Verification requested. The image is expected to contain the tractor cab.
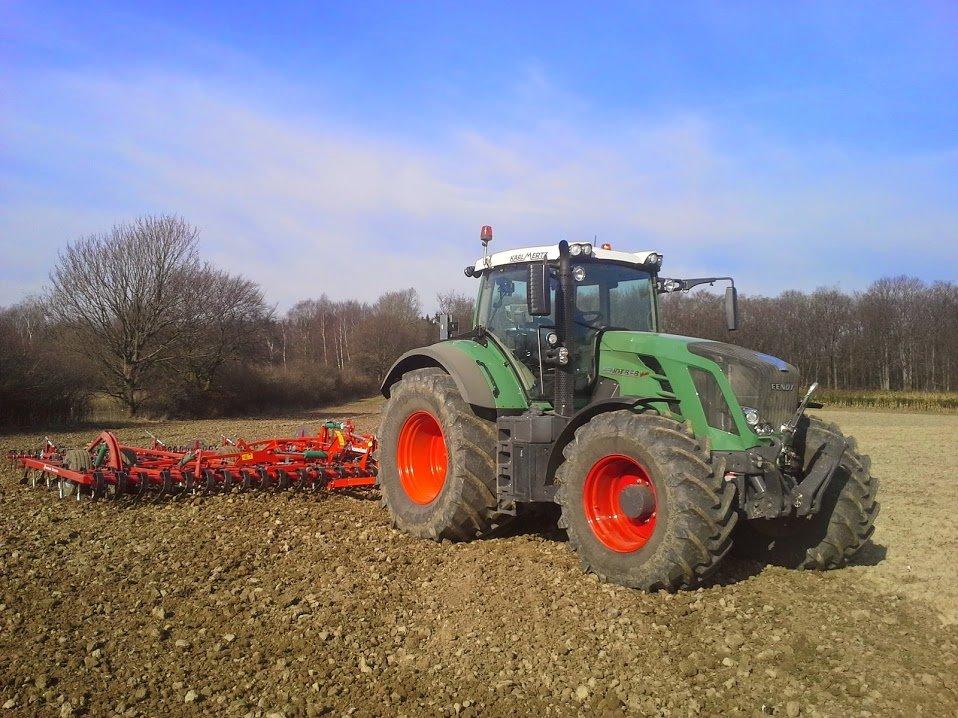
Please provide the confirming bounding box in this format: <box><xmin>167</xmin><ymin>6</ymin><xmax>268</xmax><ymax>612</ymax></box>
<box><xmin>472</xmin><ymin>242</ymin><xmax>659</xmax><ymax>407</ymax></box>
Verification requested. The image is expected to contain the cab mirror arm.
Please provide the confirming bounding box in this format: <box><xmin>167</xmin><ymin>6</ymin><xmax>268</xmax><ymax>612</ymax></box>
<box><xmin>657</xmin><ymin>276</ymin><xmax>739</xmax><ymax>331</ymax></box>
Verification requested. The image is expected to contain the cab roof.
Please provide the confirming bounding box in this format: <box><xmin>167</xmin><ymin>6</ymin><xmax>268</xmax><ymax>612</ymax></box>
<box><xmin>473</xmin><ymin>244</ymin><xmax>661</xmax><ymax>272</ymax></box>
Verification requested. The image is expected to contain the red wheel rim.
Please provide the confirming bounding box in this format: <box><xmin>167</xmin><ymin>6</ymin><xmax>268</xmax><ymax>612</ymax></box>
<box><xmin>582</xmin><ymin>454</ymin><xmax>657</xmax><ymax>553</ymax></box>
<box><xmin>396</xmin><ymin>411</ymin><xmax>447</xmax><ymax>505</ymax></box>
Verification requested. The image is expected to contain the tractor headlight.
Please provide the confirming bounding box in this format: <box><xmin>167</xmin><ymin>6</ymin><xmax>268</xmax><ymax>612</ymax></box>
<box><xmin>754</xmin><ymin>422</ymin><xmax>774</xmax><ymax>436</ymax></box>
<box><xmin>572</xmin><ymin>265</ymin><xmax>586</xmax><ymax>282</ymax></box>
<box><xmin>569</xmin><ymin>243</ymin><xmax>582</xmax><ymax>256</ymax></box>
<box><xmin>557</xmin><ymin>347</ymin><xmax>570</xmax><ymax>365</ymax></box>
<box><xmin>546</xmin><ymin>332</ymin><xmax>559</xmax><ymax>346</ymax></box>
<box><xmin>645</xmin><ymin>252</ymin><xmax>660</xmax><ymax>265</ymax></box>
<box><xmin>743</xmin><ymin>407</ymin><xmax>760</xmax><ymax>426</ymax></box>
<box><xmin>581</xmin><ymin>243</ymin><xmax>593</xmax><ymax>255</ymax></box>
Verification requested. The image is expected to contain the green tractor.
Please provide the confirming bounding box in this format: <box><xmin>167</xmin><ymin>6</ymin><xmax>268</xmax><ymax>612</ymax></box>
<box><xmin>378</xmin><ymin>227</ymin><xmax>879</xmax><ymax>590</ymax></box>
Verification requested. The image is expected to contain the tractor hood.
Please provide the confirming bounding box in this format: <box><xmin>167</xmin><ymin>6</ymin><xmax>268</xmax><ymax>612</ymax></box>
<box><xmin>685</xmin><ymin>340</ymin><xmax>801</xmax><ymax>431</ymax></box>
<box><xmin>599</xmin><ymin>332</ymin><xmax>801</xmax><ymax>433</ymax></box>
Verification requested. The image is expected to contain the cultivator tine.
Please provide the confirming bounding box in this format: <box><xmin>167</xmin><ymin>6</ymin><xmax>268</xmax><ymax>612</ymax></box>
<box><xmin>113</xmin><ymin>471</ymin><xmax>129</xmax><ymax>500</ymax></box>
<box><xmin>156</xmin><ymin>470</ymin><xmax>174</xmax><ymax>501</ymax></box>
<box><xmin>90</xmin><ymin>471</ymin><xmax>106</xmax><ymax>500</ymax></box>
<box><xmin>203</xmin><ymin>469</ymin><xmax>218</xmax><ymax>493</ymax></box>
<box><xmin>134</xmin><ymin>474</ymin><xmax>150</xmax><ymax>501</ymax></box>
<box><xmin>258</xmin><ymin>467</ymin><xmax>272</xmax><ymax>490</ymax></box>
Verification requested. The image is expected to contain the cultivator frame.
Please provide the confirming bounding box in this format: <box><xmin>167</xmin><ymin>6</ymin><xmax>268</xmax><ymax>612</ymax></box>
<box><xmin>8</xmin><ymin>422</ymin><xmax>378</xmax><ymax>501</ymax></box>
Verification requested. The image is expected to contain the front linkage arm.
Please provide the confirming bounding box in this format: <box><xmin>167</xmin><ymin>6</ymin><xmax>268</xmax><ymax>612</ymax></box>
<box><xmin>780</xmin><ymin>382</ymin><xmax>847</xmax><ymax>517</ymax></box>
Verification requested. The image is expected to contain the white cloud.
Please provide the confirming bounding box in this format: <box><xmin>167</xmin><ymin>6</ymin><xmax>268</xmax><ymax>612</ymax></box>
<box><xmin>2</xmin><ymin>69</ymin><xmax>956</xmax><ymax>311</ymax></box>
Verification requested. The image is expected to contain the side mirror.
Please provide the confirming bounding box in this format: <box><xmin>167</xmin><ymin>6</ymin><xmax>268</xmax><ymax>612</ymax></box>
<box><xmin>527</xmin><ymin>260</ymin><xmax>551</xmax><ymax>316</ymax></box>
<box><xmin>725</xmin><ymin>286</ymin><xmax>739</xmax><ymax>331</ymax></box>
<box><xmin>438</xmin><ymin>314</ymin><xmax>459</xmax><ymax>341</ymax></box>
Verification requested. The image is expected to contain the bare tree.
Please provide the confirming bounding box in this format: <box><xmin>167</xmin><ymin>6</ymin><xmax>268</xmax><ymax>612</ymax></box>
<box><xmin>436</xmin><ymin>290</ymin><xmax>475</xmax><ymax>336</ymax></box>
<box><xmin>174</xmin><ymin>266</ymin><xmax>272</xmax><ymax>391</ymax></box>
<box><xmin>47</xmin><ymin>215</ymin><xmax>202</xmax><ymax>415</ymax></box>
<box><xmin>354</xmin><ymin>289</ymin><xmax>429</xmax><ymax>380</ymax></box>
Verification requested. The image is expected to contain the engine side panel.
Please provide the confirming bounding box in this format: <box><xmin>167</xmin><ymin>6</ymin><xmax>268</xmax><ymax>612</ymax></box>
<box><xmin>598</xmin><ymin>332</ymin><xmax>764</xmax><ymax>452</ymax></box>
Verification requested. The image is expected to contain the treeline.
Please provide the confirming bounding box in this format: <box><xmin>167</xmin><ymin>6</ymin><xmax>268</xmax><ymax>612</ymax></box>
<box><xmin>2</xmin><ymin>213</ymin><xmax>955</xmax><ymax>428</ymax></box>
<box><xmin>0</xmin><ymin>215</ymin><xmax>455</xmax><ymax>428</ymax></box>
<box><xmin>0</xmin><ymin>300</ymin><xmax>95</xmax><ymax>427</ymax></box>
<box><xmin>661</xmin><ymin>277</ymin><xmax>958</xmax><ymax>392</ymax></box>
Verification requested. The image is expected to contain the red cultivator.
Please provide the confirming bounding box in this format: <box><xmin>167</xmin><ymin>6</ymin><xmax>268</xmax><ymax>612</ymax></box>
<box><xmin>7</xmin><ymin>421</ymin><xmax>378</xmax><ymax>501</ymax></box>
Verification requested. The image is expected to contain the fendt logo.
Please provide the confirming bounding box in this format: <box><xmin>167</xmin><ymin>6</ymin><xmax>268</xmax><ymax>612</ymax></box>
<box><xmin>770</xmin><ymin>383</ymin><xmax>795</xmax><ymax>391</ymax></box>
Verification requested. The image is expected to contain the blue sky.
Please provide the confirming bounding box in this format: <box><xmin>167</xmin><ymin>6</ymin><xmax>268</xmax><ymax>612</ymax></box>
<box><xmin>2</xmin><ymin>1</ymin><xmax>956</xmax><ymax>309</ymax></box>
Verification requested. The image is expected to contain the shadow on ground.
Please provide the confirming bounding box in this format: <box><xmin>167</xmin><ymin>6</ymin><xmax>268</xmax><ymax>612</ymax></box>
<box><xmin>486</xmin><ymin>506</ymin><xmax>888</xmax><ymax>588</ymax></box>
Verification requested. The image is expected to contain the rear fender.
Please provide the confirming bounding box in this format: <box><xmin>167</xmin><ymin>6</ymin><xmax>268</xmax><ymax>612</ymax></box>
<box><xmin>381</xmin><ymin>343</ymin><xmax>514</xmax><ymax>410</ymax></box>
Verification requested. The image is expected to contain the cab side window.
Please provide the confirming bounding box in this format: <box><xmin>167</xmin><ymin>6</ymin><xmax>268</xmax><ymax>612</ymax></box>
<box><xmin>477</xmin><ymin>268</ymin><xmax>555</xmax><ymax>395</ymax></box>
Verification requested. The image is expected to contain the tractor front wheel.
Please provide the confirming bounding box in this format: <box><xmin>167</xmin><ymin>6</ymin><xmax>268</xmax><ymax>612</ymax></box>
<box><xmin>733</xmin><ymin>417</ymin><xmax>879</xmax><ymax>569</ymax></box>
<box><xmin>377</xmin><ymin>368</ymin><xmax>499</xmax><ymax>540</ymax></box>
<box><xmin>555</xmin><ymin>410</ymin><xmax>737</xmax><ymax>590</ymax></box>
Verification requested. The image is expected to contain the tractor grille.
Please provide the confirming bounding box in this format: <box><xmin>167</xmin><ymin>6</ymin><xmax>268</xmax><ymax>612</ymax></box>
<box><xmin>688</xmin><ymin>342</ymin><xmax>800</xmax><ymax>431</ymax></box>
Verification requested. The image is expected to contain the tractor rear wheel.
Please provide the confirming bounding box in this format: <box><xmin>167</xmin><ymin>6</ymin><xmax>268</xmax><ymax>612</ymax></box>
<box><xmin>733</xmin><ymin>417</ymin><xmax>879</xmax><ymax>568</ymax></box>
<box><xmin>377</xmin><ymin>368</ymin><xmax>499</xmax><ymax>540</ymax></box>
<box><xmin>555</xmin><ymin>410</ymin><xmax>737</xmax><ymax>590</ymax></box>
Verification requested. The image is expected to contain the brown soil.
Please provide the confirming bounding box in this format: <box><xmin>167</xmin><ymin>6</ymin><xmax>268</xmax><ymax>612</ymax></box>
<box><xmin>1</xmin><ymin>398</ymin><xmax>956</xmax><ymax>717</ymax></box>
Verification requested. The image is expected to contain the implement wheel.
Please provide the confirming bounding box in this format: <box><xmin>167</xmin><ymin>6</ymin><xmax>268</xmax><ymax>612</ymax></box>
<box><xmin>556</xmin><ymin>410</ymin><xmax>737</xmax><ymax>590</ymax></box>
<box><xmin>59</xmin><ymin>449</ymin><xmax>92</xmax><ymax>499</ymax></box>
<box><xmin>378</xmin><ymin>368</ymin><xmax>499</xmax><ymax>540</ymax></box>
<box><xmin>733</xmin><ymin>417</ymin><xmax>880</xmax><ymax>568</ymax></box>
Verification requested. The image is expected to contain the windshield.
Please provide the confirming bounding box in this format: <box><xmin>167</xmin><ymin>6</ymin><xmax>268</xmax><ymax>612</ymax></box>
<box><xmin>476</xmin><ymin>261</ymin><xmax>656</xmax><ymax>396</ymax></box>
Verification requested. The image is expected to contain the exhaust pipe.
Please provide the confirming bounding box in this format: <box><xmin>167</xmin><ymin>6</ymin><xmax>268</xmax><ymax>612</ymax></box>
<box><xmin>554</xmin><ymin>240</ymin><xmax>575</xmax><ymax>418</ymax></box>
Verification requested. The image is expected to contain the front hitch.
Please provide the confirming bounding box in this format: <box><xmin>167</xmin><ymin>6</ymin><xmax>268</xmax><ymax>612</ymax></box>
<box><xmin>788</xmin><ymin>432</ymin><xmax>846</xmax><ymax>517</ymax></box>
<box><xmin>777</xmin><ymin>381</ymin><xmax>847</xmax><ymax>517</ymax></box>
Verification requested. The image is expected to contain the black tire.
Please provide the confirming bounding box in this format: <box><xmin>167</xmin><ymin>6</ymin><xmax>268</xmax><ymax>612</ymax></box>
<box><xmin>733</xmin><ymin>417</ymin><xmax>879</xmax><ymax>569</ymax></box>
<box><xmin>377</xmin><ymin>368</ymin><xmax>499</xmax><ymax>540</ymax></box>
<box><xmin>555</xmin><ymin>410</ymin><xmax>737</xmax><ymax>590</ymax></box>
